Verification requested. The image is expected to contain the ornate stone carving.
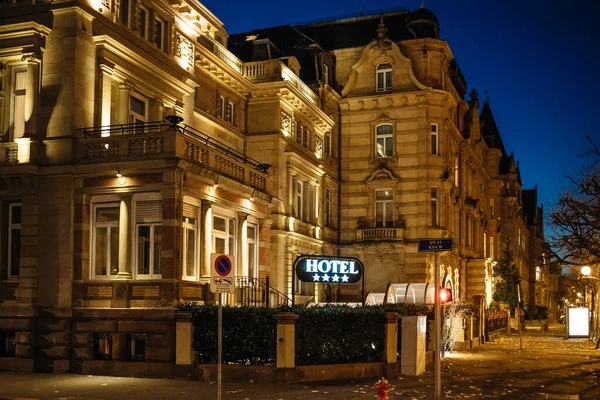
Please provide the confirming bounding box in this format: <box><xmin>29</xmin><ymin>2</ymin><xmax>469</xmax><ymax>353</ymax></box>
<box><xmin>176</xmin><ymin>32</ymin><xmax>194</xmax><ymax>68</ymax></box>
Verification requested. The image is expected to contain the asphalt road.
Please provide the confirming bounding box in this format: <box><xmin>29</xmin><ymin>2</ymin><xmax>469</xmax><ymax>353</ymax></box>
<box><xmin>0</xmin><ymin>324</ymin><xmax>598</xmax><ymax>399</ymax></box>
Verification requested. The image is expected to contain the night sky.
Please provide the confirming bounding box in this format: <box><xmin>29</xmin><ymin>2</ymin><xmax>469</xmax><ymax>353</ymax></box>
<box><xmin>202</xmin><ymin>0</ymin><xmax>600</xmax><ymax>211</ymax></box>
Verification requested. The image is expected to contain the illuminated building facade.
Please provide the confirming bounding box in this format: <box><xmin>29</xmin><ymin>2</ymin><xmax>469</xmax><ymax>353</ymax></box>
<box><xmin>0</xmin><ymin>0</ymin><xmax>556</xmax><ymax>375</ymax></box>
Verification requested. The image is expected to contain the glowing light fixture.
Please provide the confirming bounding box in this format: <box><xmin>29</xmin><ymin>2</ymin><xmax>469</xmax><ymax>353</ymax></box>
<box><xmin>582</xmin><ymin>266</ymin><xmax>591</xmax><ymax>276</ymax></box>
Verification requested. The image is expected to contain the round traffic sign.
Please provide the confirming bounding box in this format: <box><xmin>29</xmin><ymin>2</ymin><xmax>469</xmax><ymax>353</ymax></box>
<box><xmin>214</xmin><ymin>255</ymin><xmax>232</xmax><ymax>277</ymax></box>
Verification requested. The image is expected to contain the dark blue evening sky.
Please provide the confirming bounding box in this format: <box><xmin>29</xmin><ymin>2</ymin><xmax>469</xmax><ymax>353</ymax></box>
<box><xmin>202</xmin><ymin>0</ymin><xmax>600</xmax><ymax>211</ymax></box>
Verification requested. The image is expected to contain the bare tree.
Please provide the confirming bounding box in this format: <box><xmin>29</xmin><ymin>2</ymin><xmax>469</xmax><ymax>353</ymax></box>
<box><xmin>548</xmin><ymin>135</ymin><xmax>600</xmax><ymax>267</ymax></box>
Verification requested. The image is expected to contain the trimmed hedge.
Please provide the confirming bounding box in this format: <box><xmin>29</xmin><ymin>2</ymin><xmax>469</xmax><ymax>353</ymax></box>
<box><xmin>181</xmin><ymin>302</ymin><xmax>431</xmax><ymax>366</ymax></box>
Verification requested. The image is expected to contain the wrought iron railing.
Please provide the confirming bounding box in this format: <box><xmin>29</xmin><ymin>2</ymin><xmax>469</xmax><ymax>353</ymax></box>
<box><xmin>235</xmin><ymin>276</ymin><xmax>292</xmax><ymax>308</ymax></box>
<box><xmin>485</xmin><ymin>312</ymin><xmax>508</xmax><ymax>340</ymax></box>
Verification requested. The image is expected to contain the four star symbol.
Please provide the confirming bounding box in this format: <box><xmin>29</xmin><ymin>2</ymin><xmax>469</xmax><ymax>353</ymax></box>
<box><xmin>310</xmin><ymin>273</ymin><xmax>352</xmax><ymax>282</ymax></box>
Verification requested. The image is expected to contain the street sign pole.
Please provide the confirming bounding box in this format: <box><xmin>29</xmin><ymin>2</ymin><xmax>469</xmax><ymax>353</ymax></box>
<box><xmin>417</xmin><ymin>238</ymin><xmax>453</xmax><ymax>400</ymax></box>
<box><xmin>434</xmin><ymin>251</ymin><xmax>441</xmax><ymax>400</ymax></box>
<box><xmin>218</xmin><ymin>292</ymin><xmax>222</xmax><ymax>400</ymax></box>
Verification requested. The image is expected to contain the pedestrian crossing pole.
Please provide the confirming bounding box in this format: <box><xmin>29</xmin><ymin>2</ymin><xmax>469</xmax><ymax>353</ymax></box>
<box><xmin>434</xmin><ymin>251</ymin><xmax>441</xmax><ymax>400</ymax></box>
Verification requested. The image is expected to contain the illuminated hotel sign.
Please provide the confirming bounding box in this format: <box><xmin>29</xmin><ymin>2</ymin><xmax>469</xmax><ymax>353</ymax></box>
<box><xmin>294</xmin><ymin>255</ymin><xmax>364</xmax><ymax>284</ymax></box>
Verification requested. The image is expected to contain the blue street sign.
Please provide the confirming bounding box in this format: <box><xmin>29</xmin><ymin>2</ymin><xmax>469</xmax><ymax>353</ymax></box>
<box><xmin>418</xmin><ymin>238</ymin><xmax>453</xmax><ymax>252</ymax></box>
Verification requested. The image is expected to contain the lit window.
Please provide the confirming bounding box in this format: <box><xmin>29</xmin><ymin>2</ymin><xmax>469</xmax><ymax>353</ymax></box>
<box><xmin>431</xmin><ymin>124</ymin><xmax>438</xmax><ymax>155</ymax></box>
<box><xmin>454</xmin><ymin>154</ymin><xmax>459</xmax><ymax>185</ymax></box>
<box><xmin>431</xmin><ymin>187</ymin><xmax>439</xmax><ymax>227</ymax></box>
<box><xmin>212</xmin><ymin>215</ymin><xmax>235</xmax><ymax>256</ymax></box>
<box><xmin>536</xmin><ymin>266</ymin><xmax>541</xmax><ymax>282</ymax></box>
<box><xmin>11</xmin><ymin>68</ymin><xmax>26</xmax><ymax>140</ymax></box>
<box><xmin>92</xmin><ymin>204</ymin><xmax>120</xmax><ymax>278</ymax></box>
<box><xmin>135</xmin><ymin>199</ymin><xmax>162</xmax><ymax>277</ymax></box>
<box><xmin>376</xmin><ymin>63</ymin><xmax>392</xmax><ymax>92</ymax></box>
<box><xmin>139</xmin><ymin>5</ymin><xmax>149</xmax><ymax>40</ymax></box>
<box><xmin>8</xmin><ymin>203</ymin><xmax>21</xmax><ymax>279</ymax></box>
<box><xmin>129</xmin><ymin>93</ymin><xmax>147</xmax><ymax>134</ymax></box>
<box><xmin>94</xmin><ymin>333</ymin><xmax>113</xmax><ymax>360</ymax></box>
<box><xmin>182</xmin><ymin>204</ymin><xmax>198</xmax><ymax>280</ymax></box>
<box><xmin>375</xmin><ymin>189</ymin><xmax>393</xmax><ymax>228</ymax></box>
<box><xmin>375</xmin><ymin>124</ymin><xmax>393</xmax><ymax>158</ymax></box>
<box><xmin>246</xmin><ymin>224</ymin><xmax>258</xmax><ymax>278</ymax></box>
<box><xmin>490</xmin><ymin>236</ymin><xmax>495</xmax><ymax>259</ymax></box>
<box><xmin>490</xmin><ymin>199</ymin><xmax>495</xmax><ymax>217</ymax></box>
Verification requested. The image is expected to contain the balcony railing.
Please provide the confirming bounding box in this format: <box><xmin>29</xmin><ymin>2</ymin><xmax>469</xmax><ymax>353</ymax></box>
<box><xmin>235</xmin><ymin>276</ymin><xmax>292</xmax><ymax>307</ymax></box>
<box><xmin>197</xmin><ymin>34</ymin><xmax>243</xmax><ymax>74</ymax></box>
<box><xmin>356</xmin><ymin>227</ymin><xmax>404</xmax><ymax>241</ymax></box>
<box><xmin>78</xmin><ymin>121</ymin><xmax>269</xmax><ymax>191</ymax></box>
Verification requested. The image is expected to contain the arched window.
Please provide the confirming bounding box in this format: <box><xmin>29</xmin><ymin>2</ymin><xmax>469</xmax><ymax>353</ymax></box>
<box><xmin>376</xmin><ymin>63</ymin><xmax>392</xmax><ymax>92</ymax></box>
<box><xmin>375</xmin><ymin>124</ymin><xmax>393</xmax><ymax>158</ymax></box>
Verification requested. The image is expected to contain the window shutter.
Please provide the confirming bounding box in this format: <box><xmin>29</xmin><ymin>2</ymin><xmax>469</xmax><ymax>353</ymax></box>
<box><xmin>182</xmin><ymin>203</ymin><xmax>198</xmax><ymax>220</ymax></box>
<box><xmin>136</xmin><ymin>200</ymin><xmax>162</xmax><ymax>223</ymax></box>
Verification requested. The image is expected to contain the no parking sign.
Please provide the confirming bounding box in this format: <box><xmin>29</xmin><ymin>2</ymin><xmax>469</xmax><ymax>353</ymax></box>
<box><xmin>210</xmin><ymin>253</ymin><xmax>235</xmax><ymax>293</ymax></box>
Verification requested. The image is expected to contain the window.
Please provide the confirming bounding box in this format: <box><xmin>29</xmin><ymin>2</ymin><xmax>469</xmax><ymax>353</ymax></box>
<box><xmin>94</xmin><ymin>333</ymin><xmax>113</xmax><ymax>360</ymax></box>
<box><xmin>135</xmin><ymin>199</ymin><xmax>162</xmax><ymax>277</ymax></box>
<box><xmin>294</xmin><ymin>180</ymin><xmax>304</xmax><ymax>220</ymax></box>
<box><xmin>92</xmin><ymin>204</ymin><xmax>120</xmax><ymax>278</ymax></box>
<box><xmin>213</xmin><ymin>215</ymin><xmax>235</xmax><ymax>256</ymax></box>
<box><xmin>375</xmin><ymin>189</ymin><xmax>393</xmax><ymax>228</ymax></box>
<box><xmin>376</xmin><ymin>63</ymin><xmax>392</xmax><ymax>92</ymax></box>
<box><xmin>430</xmin><ymin>187</ymin><xmax>439</xmax><ymax>227</ymax></box>
<box><xmin>154</xmin><ymin>16</ymin><xmax>168</xmax><ymax>51</ymax></box>
<box><xmin>375</xmin><ymin>124</ymin><xmax>393</xmax><ymax>158</ymax></box>
<box><xmin>0</xmin><ymin>331</ymin><xmax>16</xmax><ymax>357</ymax></box>
<box><xmin>11</xmin><ymin>68</ymin><xmax>26</xmax><ymax>140</ymax></box>
<box><xmin>129</xmin><ymin>93</ymin><xmax>147</xmax><ymax>134</ymax></box>
<box><xmin>8</xmin><ymin>204</ymin><xmax>21</xmax><ymax>279</ymax></box>
<box><xmin>139</xmin><ymin>5</ymin><xmax>149</xmax><ymax>40</ymax></box>
<box><xmin>302</xmin><ymin>127</ymin><xmax>310</xmax><ymax>149</ymax></box>
<box><xmin>431</xmin><ymin>124</ymin><xmax>438</xmax><ymax>155</ymax></box>
<box><xmin>324</xmin><ymin>188</ymin><xmax>331</xmax><ymax>227</ymax></box>
<box><xmin>490</xmin><ymin>199</ymin><xmax>495</xmax><ymax>217</ymax></box>
<box><xmin>120</xmin><ymin>0</ymin><xmax>133</xmax><ymax>27</ymax></box>
<box><xmin>490</xmin><ymin>236</ymin><xmax>495</xmax><ymax>259</ymax></box>
<box><xmin>128</xmin><ymin>334</ymin><xmax>146</xmax><ymax>361</ymax></box>
<box><xmin>466</xmin><ymin>215</ymin><xmax>472</xmax><ymax>246</ymax></box>
<box><xmin>182</xmin><ymin>204</ymin><xmax>198</xmax><ymax>280</ymax></box>
<box><xmin>246</xmin><ymin>224</ymin><xmax>258</xmax><ymax>278</ymax></box>
<box><xmin>322</xmin><ymin>64</ymin><xmax>329</xmax><ymax>85</ymax></box>
<box><xmin>536</xmin><ymin>266</ymin><xmax>541</xmax><ymax>282</ymax></box>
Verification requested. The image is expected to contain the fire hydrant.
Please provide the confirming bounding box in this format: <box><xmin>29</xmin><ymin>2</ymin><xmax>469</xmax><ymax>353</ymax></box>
<box><xmin>374</xmin><ymin>377</ymin><xmax>390</xmax><ymax>400</ymax></box>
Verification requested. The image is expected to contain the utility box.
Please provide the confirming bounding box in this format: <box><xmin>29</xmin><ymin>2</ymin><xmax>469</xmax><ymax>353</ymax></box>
<box><xmin>401</xmin><ymin>315</ymin><xmax>427</xmax><ymax>376</ymax></box>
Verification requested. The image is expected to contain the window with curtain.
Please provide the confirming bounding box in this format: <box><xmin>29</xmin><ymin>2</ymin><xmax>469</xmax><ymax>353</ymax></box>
<box><xmin>92</xmin><ymin>204</ymin><xmax>120</xmax><ymax>278</ymax></box>
<box><xmin>375</xmin><ymin>124</ymin><xmax>393</xmax><ymax>158</ymax></box>
<box><xmin>135</xmin><ymin>199</ymin><xmax>162</xmax><ymax>277</ymax></box>
<box><xmin>375</xmin><ymin>189</ymin><xmax>393</xmax><ymax>228</ymax></box>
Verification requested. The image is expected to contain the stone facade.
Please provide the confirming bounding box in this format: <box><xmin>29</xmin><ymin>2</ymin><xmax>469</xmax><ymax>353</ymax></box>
<box><xmin>0</xmin><ymin>0</ymin><xmax>558</xmax><ymax>376</ymax></box>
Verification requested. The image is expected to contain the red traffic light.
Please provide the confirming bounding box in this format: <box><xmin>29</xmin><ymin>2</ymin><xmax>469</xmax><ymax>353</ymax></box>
<box><xmin>439</xmin><ymin>287</ymin><xmax>453</xmax><ymax>303</ymax></box>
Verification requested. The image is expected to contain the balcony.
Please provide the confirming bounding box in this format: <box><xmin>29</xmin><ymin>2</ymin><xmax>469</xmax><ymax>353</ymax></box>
<box><xmin>356</xmin><ymin>227</ymin><xmax>404</xmax><ymax>241</ymax></box>
<box><xmin>197</xmin><ymin>34</ymin><xmax>243</xmax><ymax>74</ymax></box>
<box><xmin>78</xmin><ymin>121</ymin><xmax>269</xmax><ymax>191</ymax></box>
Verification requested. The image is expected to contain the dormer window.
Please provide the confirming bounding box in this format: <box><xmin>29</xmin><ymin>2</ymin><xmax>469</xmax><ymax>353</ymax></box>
<box><xmin>376</xmin><ymin>63</ymin><xmax>392</xmax><ymax>92</ymax></box>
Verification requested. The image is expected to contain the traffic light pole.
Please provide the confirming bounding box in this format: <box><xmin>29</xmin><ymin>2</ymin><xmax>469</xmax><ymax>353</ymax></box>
<box><xmin>434</xmin><ymin>251</ymin><xmax>441</xmax><ymax>400</ymax></box>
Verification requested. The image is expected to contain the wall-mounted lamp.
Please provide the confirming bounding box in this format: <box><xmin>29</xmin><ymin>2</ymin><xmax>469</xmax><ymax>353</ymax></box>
<box><xmin>249</xmin><ymin>190</ymin><xmax>255</xmax><ymax>201</ymax></box>
<box><xmin>116</xmin><ymin>171</ymin><xmax>126</xmax><ymax>186</ymax></box>
<box><xmin>116</xmin><ymin>171</ymin><xmax>122</xmax><ymax>178</ymax></box>
<box><xmin>213</xmin><ymin>177</ymin><xmax>219</xmax><ymax>189</ymax></box>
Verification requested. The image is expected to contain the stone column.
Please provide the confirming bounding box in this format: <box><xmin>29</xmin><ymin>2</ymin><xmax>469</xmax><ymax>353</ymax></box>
<box><xmin>183</xmin><ymin>93</ymin><xmax>194</xmax><ymax>124</ymax></box>
<box><xmin>237</xmin><ymin>213</ymin><xmax>248</xmax><ymax>277</ymax></box>
<box><xmin>200</xmin><ymin>200</ymin><xmax>213</xmax><ymax>277</ymax></box>
<box><xmin>117</xmin><ymin>195</ymin><xmax>132</xmax><ymax>279</ymax></box>
<box><xmin>24</xmin><ymin>61</ymin><xmax>39</xmax><ymax>136</ymax></box>
<box><xmin>174</xmin><ymin>311</ymin><xmax>194</xmax><ymax>378</ymax></box>
<box><xmin>118</xmin><ymin>81</ymin><xmax>134</xmax><ymax>124</ymax></box>
<box><xmin>384</xmin><ymin>312</ymin><xmax>400</xmax><ymax>377</ymax></box>
<box><xmin>273</xmin><ymin>312</ymin><xmax>299</xmax><ymax>372</ymax></box>
<box><xmin>287</xmin><ymin>168</ymin><xmax>295</xmax><ymax>217</ymax></box>
<box><xmin>99</xmin><ymin>62</ymin><xmax>114</xmax><ymax>128</ymax></box>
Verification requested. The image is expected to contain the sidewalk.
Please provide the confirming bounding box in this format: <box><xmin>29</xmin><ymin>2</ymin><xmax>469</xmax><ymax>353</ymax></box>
<box><xmin>0</xmin><ymin>324</ymin><xmax>599</xmax><ymax>399</ymax></box>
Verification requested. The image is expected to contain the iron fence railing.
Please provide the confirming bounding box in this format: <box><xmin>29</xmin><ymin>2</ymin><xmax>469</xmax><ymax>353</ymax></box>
<box><xmin>235</xmin><ymin>276</ymin><xmax>292</xmax><ymax>308</ymax></box>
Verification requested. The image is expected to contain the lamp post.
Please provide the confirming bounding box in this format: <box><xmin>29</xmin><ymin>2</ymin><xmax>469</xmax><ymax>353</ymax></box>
<box><xmin>581</xmin><ymin>266</ymin><xmax>599</xmax><ymax>341</ymax></box>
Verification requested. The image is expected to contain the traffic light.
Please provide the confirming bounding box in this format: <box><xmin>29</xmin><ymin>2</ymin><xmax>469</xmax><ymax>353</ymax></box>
<box><xmin>439</xmin><ymin>287</ymin><xmax>453</xmax><ymax>303</ymax></box>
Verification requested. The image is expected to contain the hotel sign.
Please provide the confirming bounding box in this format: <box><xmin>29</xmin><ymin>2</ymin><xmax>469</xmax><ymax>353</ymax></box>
<box><xmin>294</xmin><ymin>255</ymin><xmax>364</xmax><ymax>284</ymax></box>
